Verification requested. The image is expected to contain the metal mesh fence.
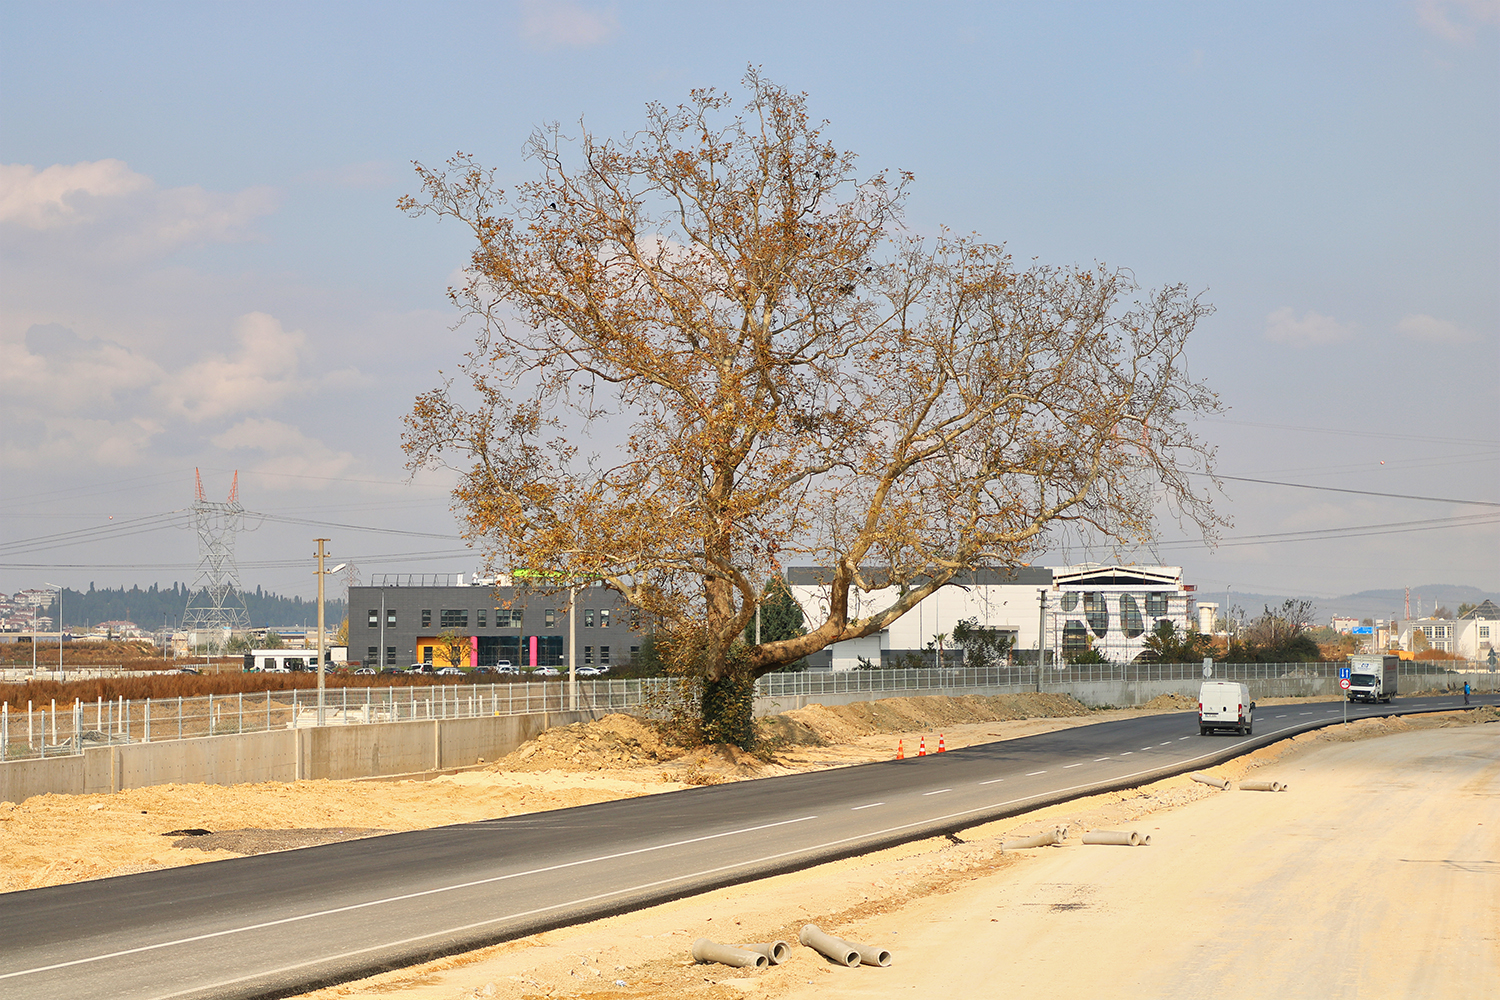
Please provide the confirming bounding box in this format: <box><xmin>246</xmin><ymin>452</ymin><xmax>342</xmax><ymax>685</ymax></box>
<box><xmin>3</xmin><ymin>659</ymin><xmax>1491</xmax><ymax>762</ymax></box>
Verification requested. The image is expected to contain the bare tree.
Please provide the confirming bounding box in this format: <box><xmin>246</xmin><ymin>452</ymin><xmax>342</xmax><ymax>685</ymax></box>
<box><xmin>401</xmin><ymin>71</ymin><xmax>1225</xmax><ymax>744</ymax></box>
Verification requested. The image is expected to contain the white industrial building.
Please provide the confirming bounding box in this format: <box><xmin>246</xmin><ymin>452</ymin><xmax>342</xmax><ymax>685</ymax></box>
<box><xmin>785</xmin><ymin>563</ymin><xmax>1194</xmax><ymax>669</ymax></box>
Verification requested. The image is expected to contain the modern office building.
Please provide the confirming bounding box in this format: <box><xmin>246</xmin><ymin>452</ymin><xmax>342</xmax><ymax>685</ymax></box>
<box><xmin>787</xmin><ymin>562</ymin><xmax>1195</xmax><ymax>669</ymax></box>
<box><xmin>347</xmin><ymin>574</ymin><xmax>647</xmax><ymax>669</ymax></box>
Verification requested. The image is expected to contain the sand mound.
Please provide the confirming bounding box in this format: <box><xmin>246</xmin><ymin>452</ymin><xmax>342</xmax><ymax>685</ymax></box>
<box><xmin>171</xmin><ymin>827</ymin><xmax>388</xmax><ymax>854</ymax></box>
<box><xmin>491</xmin><ymin>713</ymin><xmax>680</xmax><ymax>773</ymax></box>
<box><xmin>784</xmin><ymin>693</ymin><xmax>1088</xmax><ymax>743</ymax></box>
<box><xmin>1143</xmin><ymin>693</ymin><xmax>1198</xmax><ymax>711</ymax></box>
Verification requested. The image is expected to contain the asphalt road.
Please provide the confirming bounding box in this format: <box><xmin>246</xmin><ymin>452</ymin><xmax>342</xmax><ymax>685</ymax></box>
<box><xmin>1</xmin><ymin>691</ymin><xmax>1491</xmax><ymax>1000</ymax></box>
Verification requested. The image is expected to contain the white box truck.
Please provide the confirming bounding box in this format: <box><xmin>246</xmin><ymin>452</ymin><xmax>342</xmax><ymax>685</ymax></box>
<box><xmin>1347</xmin><ymin>654</ymin><xmax>1398</xmax><ymax>704</ymax></box>
<box><xmin>1199</xmin><ymin>680</ymin><xmax>1254</xmax><ymax>736</ymax></box>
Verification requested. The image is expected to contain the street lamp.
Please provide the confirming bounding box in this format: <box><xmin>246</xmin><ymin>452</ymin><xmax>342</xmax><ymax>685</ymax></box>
<box><xmin>44</xmin><ymin>583</ymin><xmax>63</xmax><ymax>680</ymax></box>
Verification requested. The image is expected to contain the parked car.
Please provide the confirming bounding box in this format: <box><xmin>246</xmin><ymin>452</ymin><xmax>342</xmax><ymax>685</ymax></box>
<box><xmin>471</xmin><ymin>665</ymin><xmax>495</xmax><ymax>676</ymax></box>
<box><xmin>408</xmin><ymin>664</ymin><xmax>434</xmax><ymax>674</ymax></box>
<box><xmin>532</xmin><ymin>666</ymin><xmax>560</xmax><ymax>677</ymax></box>
<box><xmin>496</xmin><ymin>664</ymin><xmax>521</xmax><ymax>676</ymax></box>
<box><xmin>353</xmin><ymin>667</ymin><xmax>376</xmax><ymax>676</ymax></box>
<box><xmin>377</xmin><ymin>667</ymin><xmax>404</xmax><ymax>677</ymax></box>
<box><xmin>576</xmin><ymin>666</ymin><xmax>602</xmax><ymax>677</ymax></box>
<box><xmin>435</xmin><ymin>666</ymin><xmax>464</xmax><ymax>676</ymax></box>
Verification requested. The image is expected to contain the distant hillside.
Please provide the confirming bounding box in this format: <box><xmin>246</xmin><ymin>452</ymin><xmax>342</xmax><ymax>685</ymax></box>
<box><xmin>1193</xmin><ymin>584</ymin><xmax>1493</xmax><ymax>625</ymax></box>
<box><xmin>42</xmin><ymin>583</ymin><xmax>346</xmax><ymax>632</ymax></box>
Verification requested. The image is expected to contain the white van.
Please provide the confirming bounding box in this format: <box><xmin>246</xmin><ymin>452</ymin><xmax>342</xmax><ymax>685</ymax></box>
<box><xmin>1199</xmin><ymin>681</ymin><xmax>1254</xmax><ymax>736</ymax></box>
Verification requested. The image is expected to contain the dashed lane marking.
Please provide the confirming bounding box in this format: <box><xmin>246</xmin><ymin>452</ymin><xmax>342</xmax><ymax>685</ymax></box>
<box><xmin>850</xmin><ymin>802</ymin><xmax>884</xmax><ymax>811</ymax></box>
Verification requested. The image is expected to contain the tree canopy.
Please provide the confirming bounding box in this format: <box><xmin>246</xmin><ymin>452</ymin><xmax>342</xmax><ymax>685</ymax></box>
<box><xmin>401</xmin><ymin>71</ymin><xmax>1225</xmax><ymax>743</ymax></box>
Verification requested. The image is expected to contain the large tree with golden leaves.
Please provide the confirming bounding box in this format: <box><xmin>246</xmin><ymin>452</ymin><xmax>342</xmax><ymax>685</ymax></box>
<box><xmin>401</xmin><ymin>71</ymin><xmax>1225</xmax><ymax>746</ymax></box>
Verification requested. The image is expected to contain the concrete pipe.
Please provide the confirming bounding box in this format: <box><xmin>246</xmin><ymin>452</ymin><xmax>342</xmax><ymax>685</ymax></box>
<box><xmin>692</xmin><ymin>938</ymin><xmax>768</xmax><ymax>969</ymax></box>
<box><xmin>845</xmin><ymin>939</ymin><xmax>893</xmax><ymax>967</ymax></box>
<box><xmin>1000</xmin><ymin>826</ymin><xmax>1065</xmax><ymax>851</ymax></box>
<box><xmin>738</xmin><ymin>941</ymin><xmax>791</xmax><ymax>965</ymax></box>
<box><xmin>1081</xmin><ymin>829</ymin><xmax>1142</xmax><ymax>846</ymax></box>
<box><xmin>799</xmin><ymin>924</ymin><xmax>860</xmax><ymax>967</ymax></box>
<box><xmin>1239</xmin><ymin>779</ymin><xmax>1286</xmax><ymax>792</ymax></box>
<box><xmin>1191</xmin><ymin>772</ymin><xmax>1230</xmax><ymax>789</ymax></box>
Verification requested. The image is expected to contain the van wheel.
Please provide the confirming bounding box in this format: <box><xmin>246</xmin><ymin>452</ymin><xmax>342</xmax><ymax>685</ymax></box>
<box><xmin>1199</xmin><ymin>726</ymin><xmax>1208</xmax><ymax>736</ymax></box>
<box><xmin>1245</xmin><ymin>722</ymin><xmax>1253</xmax><ymax>736</ymax></box>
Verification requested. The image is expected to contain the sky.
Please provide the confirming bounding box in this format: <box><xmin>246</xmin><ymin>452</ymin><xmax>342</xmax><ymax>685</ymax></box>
<box><xmin>2</xmin><ymin>0</ymin><xmax>1496</xmax><ymax>611</ymax></box>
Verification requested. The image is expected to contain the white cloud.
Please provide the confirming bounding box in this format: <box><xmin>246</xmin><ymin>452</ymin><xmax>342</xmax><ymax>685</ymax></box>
<box><xmin>160</xmin><ymin>312</ymin><xmax>308</xmax><ymax>422</ymax></box>
<box><xmin>210</xmin><ymin>418</ymin><xmax>359</xmax><ymax>487</ymax></box>
<box><xmin>519</xmin><ymin>0</ymin><xmax>619</xmax><ymax>49</ymax></box>
<box><xmin>1396</xmin><ymin>312</ymin><xmax>1479</xmax><ymax>344</ymax></box>
<box><xmin>1415</xmin><ymin>0</ymin><xmax>1498</xmax><ymax>44</ymax></box>
<box><xmin>1263</xmin><ymin>307</ymin><xmax>1356</xmax><ymax>348</ymax></box>
<box><xmin>0</xmin><ymin>159</ymin><xmax>277</xmax><ymax>256</ymax></box>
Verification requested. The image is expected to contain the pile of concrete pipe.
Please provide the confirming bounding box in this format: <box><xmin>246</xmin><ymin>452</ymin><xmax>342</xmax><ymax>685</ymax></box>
<box><xmin>1000</xmin><ymin>824</ymin><xmax>1069</xmax><ymax>851</ymax></box>
<box><xmin>799</xmin><ymin>924</ymin><xmax>892</xmax><ymax>967</ymax></box>
<box><xmin>692</xmin><ymin>928</ymin><xmax>891</xmax><ymax>969</ymax></box>
<box><xmin>690</xmin><ymin>938</ymin><xmax>789</xmax><ymax>969</ymax></box>
<box><xmin>1239</xmin><ymin>779</ymin><xmax>1287</xmax><ymax>792</ymax></box>
<box><xmin>1081</xmin><ymin>829</ymin><xmax>1151</xmax><ymax>846</ymax></box>
<box><xmin>1190</xmin><ymin>772</ymin><xmax>1230</xmax><ymax>789</ymax></box>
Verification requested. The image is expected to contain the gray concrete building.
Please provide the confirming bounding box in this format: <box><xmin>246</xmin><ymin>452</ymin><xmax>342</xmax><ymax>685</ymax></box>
<box><xmin>348</xmin><ymin>575</ymin><xmax>646</xmax><ymax>669</ymax></box>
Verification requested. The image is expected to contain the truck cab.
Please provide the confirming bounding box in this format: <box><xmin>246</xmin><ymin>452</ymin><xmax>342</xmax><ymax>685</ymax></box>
<box><xmin>1347</xmin><ymin>654</ymin><xmax>1398</xmax><ymax>704</ymax></box>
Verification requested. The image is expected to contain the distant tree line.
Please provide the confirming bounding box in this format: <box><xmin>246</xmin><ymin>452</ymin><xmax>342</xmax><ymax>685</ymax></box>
<box><xmin>41</xmin><ymin>583</ymin><xmax>346</xmax><ymax>632</ymax></box>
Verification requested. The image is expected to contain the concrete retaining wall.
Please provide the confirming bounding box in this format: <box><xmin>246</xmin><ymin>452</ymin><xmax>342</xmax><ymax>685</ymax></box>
<box><xmin>2</xmin><ymin>709</ymin><xmax>602</xmax><ymax>802</ymax></box>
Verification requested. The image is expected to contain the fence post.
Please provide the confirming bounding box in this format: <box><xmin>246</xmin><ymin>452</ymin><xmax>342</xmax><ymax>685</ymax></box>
<box><xmin>145</xmin><ymin>699</ymin><xmax>151</xmax><ymax>743</ymax></box>
<box><xmin>2</xmin><ymin>703</ymin><xmax>7</xmax><ymax>760</ymax></box>
<box><xmin>208</xmin><ymin>693</ymin><xmax>214</xmax><ymax>737</ymax></box>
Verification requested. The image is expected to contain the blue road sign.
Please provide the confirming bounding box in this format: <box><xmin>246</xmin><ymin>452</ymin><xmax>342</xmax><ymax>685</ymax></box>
<box><xmin>1351</xmin><ymin>626</ymin><xmax>1374</xmax><ymax>635</ymax></box>
<box><xmin>1339</xmin><ymin>666</ymin><xmax>1351</xmax><ymax>679</ymax></box>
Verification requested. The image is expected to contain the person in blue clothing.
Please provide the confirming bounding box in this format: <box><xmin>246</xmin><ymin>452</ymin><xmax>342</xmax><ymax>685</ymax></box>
<box><xmin>1463</xmin><ymin>680</ymin><xmax>1470</xmax><ymax>705</ymax></box>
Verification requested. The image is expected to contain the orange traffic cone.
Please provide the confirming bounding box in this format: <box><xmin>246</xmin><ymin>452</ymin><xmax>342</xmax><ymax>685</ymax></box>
<box><xmin>938</xmin><ymin>734</ymin><xmax>946</xmax><ymax>752</ymax></box>
<box><xmin>918</xmin><ymin>737</ymin><xmax>927</xmax><ymax>756</ymax></box>
<box><xmin>897</xmin><ymin>739</ymin><xmax>905</xmax><ymax>760</ymax></box>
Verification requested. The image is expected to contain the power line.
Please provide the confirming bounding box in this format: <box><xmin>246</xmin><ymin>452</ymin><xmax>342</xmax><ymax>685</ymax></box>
<box><xmin>1210</xmin><ymin>474</ymin><xmax>1500</xmax><ymax>508</ymax></box>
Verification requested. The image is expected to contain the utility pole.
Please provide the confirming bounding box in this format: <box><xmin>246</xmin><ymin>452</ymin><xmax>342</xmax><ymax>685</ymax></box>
<box><xmin>568</xmin><ymin>583</ymin><xmax>578</xmax><ymax>711</ymax></box>
<box><xmin>1036</xmin><ymin>588</ymin><xmax>1048</xmax><ymax>691</ymax></box>
<box><xmin>312</xmin><ymin>541</ymin><xmax>344</xmax><ymax>728</ymax></box>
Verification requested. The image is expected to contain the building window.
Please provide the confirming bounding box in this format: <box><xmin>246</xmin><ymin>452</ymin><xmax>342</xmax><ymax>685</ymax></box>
<box><xmin>1084</xmin><ymin>593</ymin><xmax>1109</xmax><ymax>637</ymax></box>
<box><xmin>423</xmin><ymin>647</ymin><xmax>433</xmax><ymax>664</ymax></box>
<box><xmin>477</xmin><ymin>608</ymin><xmax>487</xmax><ymax>628</ymax></box>
<box><xmin>600</xmin><ymin>645</ymin><xmax>610</xmax><ymax>664</ymax></box>
<box><xmin>584</xmin><ymin>645</ymin><xmax>593</xmax><ymax>664</ymax></box>
<box><xmin>499</xmin><ymin>608</ymin><xmax>523</xmax><ymax>628</ymax></box>
<box><xmin>440</xmin><ymin>609</ymin><xmax>468</xmax><ymax>629</ymax></box>
<box><xmin>1119</xmin><ymin>594</ymin><xmax>1144</xmax><ymax>639</ymax></box>
<box><xmin>385</xmin><ymin>646</ymin><xmax>397</xmax><ymax>666</ymax></box>
<box><xmin>630</xmin><ymin>608</ymin><xmax>641</xmax><ymax>630</ymax></box>
<box><xmin>367</xmin><ymin>610</ymin><xmax>378</xmax><ymax>627</ymax></box>
<box><xmin>599</xmin><ymin>608</ymin><xmax>611</xmax><ymax>627</ymax></box>
<box><xmin>1062</xmin><ymin>621</ymin><xmax>1089</xmax><ymax>651</ymax></box>
<box><xmin>584</xmin><ymin>609</ymin><xmax>595</xmax><ymax>628</ymax></box>
<box><xmin>367</xmin><ymin>646</ymin><xmax>378</xmax><ymax>665</ymax></box>
<box><xmin>1060</xmin><ymin>592</ymin><xmax>1079</xmax><ymax>612</ymax></box>
<box><xmin>1145</xmin><ymin>592</ymin><xmax>1169</xmax><ymax>617</ymax></box>
<box><xmin>631</xmin><ymin>645</ymin><xmax>640</xmax><ymax>657</ymax></box>
<box><xmin>1480</xmin><ymin>626</ymin><xmax>1490</xmax><ymax>639</ymax></box>
<box><xmin>545</xmin><ymin>609</ymin><xmax>557</xmax><ymax>627</ymax></box>
<box><xmin>421</xmin><ymin>609</ymin><xmax>432</xmax><ymax>628</ymax></box>
<box><xmin>386</xmin><ymin>609</ymin><xmax>396</xmax><ymax>627</ymax></box>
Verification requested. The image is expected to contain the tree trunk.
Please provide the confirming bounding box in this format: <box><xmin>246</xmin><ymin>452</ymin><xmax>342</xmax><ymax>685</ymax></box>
<box><xmin>700</xmin><ymin>662</ymin><xmax>755</xmax><ymax>750</ymax></box>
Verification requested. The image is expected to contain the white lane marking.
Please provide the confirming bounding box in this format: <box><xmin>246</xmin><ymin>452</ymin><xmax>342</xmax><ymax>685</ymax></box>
<box><xmin>923</xmin><ymin>788</ymin><xmax>952</xmax><ymax>796</ymax></box>
<box><xmin>1094</xmin><ymin>757</ymin><xmax>1110</xmax><ymax>761</ymax></box>
<box><xmin>1063</xmin><ymin>762</ymin><xmax>1085</xmax><ymax>768</ymax></box>
<box><xmin>1159</xmin><ymin>742</ymin><xmax>1174</xmax><ymax>746</ymax></box>
<box><xmin>1025</xmin><ymin>770</ymin><xmax>1047</xmax><ymax>776</ymax></box>
<box><xmin>1275</xmin><ymin>714</ymin><xmax>1287</xmax><ymax>718</ymax></box>
<box><xmin>0</xmin><ymin>813</ymin><xmax>821</xmax><ymax>982</ymax></box>
<box><xmin>1177</xmin><ymin>737</ymin><xmax>1191</xmax><ymax>741</ymax></box>
<box><xmin>1299</xmin><ymin>712</ymin><xmax>1313</xmax><ymax>716</ymax></box>
<box><xmin>980</xmin><ymin>778</ymin><xmax>1005</xmax><ymax>785</ymax></box>
<box><xmin>851</xmin><ymin>802</ymin><xmax>884</xmax><ymax>811</ymax></box>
